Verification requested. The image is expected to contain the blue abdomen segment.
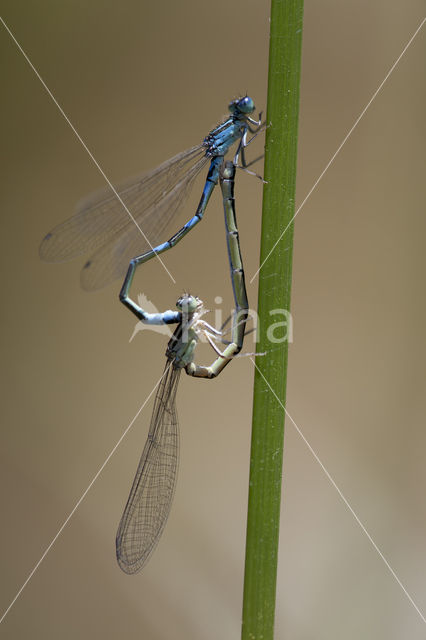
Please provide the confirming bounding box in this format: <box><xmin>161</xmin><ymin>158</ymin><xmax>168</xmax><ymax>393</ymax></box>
<box><xmin>142</xmin><ymin>310</ymin><xmax>180</xmax><ymax>325</ymax></box>
<box><xmin>194</xmin><ymin>156</ymin><xmax>222</xmax><ymax>216</ymax></box>
<box><xmin>119</xmin><ymin>156</ymin><xmax>223</xmax><ymax>320</ymax></box>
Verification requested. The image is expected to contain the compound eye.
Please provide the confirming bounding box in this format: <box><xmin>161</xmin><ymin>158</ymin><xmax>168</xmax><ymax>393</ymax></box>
<box><xmin>176</xmin><ymin>294</ymin><xmax>200</xmax><ymax>313</ymax></box>
<box><xmin>237</xmin><ymin>96</ymin><xmax>255</xmax><ymax>114</ymax></box>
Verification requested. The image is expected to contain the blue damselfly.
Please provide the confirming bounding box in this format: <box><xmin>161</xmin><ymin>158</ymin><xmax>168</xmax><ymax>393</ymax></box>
<box><xmin>40</xmin><ymin>98</ymin><xmax>261</xmax><ymax>290</ymax></box>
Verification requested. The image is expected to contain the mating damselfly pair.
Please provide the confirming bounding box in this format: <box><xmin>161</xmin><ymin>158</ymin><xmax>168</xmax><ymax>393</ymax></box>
<box><xmin>40</xmin><ymin>96</ymin><xmax>263</xmax><ymax>573</ymax></box>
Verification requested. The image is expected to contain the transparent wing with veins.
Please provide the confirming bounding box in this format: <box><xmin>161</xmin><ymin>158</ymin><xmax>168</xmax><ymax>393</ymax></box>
<box><xmin>40</xmin><ymin>146</ymin><xmax>207</xmax><ymax>290</ymax></box>
<box><xmin>116</xmin><ymin>361</ymin><xmax>181</xmax><ymax>574</ymax></box>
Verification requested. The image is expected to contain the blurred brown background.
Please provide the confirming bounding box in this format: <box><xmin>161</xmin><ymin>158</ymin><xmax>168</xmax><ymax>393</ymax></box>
<box><xmin>1</xmin><ymin>2</ymin><xmax>425</xmax><ymax>638</ymax></box>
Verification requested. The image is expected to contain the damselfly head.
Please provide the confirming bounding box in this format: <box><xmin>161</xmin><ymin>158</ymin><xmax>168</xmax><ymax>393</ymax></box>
<box><xmin>229</xmin><ymin>96</ymin><xmax>255</xmax><ymax>115</ymax></box>
<box><xmin>176</xmin><ymin>294</ymin><xmax>202</xmax><ymax>314</ymax></box>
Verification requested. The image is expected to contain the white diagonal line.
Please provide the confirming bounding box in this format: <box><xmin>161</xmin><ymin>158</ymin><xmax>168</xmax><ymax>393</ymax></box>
<box><xmin>0</xmin><ymin>364</ymin><xmax>171</xmax><ymax>625</ymax></box>
<box><xmin>251</xmin><ymin>358</ymin><xmax>426</xmax><ymax>625</ymax></box>
<box><xmin>250</xmin><ymin>16</ymin><xmax>426</xmax><ymax>284</ymax></box>
<box><xmin>0</xmin><ymin>16</ymin><xmax>176</xmax><ymax>284</ymax></box>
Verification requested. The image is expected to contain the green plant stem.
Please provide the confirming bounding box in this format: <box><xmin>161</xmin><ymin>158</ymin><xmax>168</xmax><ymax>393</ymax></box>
<box><xmin>241</xmin><ymin>1</ymin><xmax>304</xmax><ymax>638</ymax></box>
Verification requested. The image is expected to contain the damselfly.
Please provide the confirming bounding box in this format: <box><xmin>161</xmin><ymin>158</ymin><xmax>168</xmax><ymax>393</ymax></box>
<box><xmin>116</xmin><ymin>162</ymin><xmax>248</xmax><ymax>573</ymax></box>
<box><xmin>39</xmin><ymin>97</ymin><xmax>261</xmax><ymax>290</ymax></box>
